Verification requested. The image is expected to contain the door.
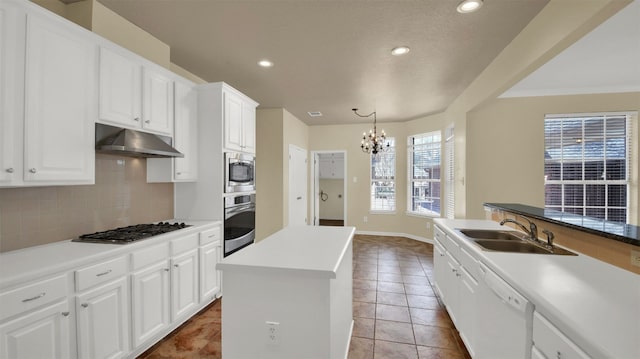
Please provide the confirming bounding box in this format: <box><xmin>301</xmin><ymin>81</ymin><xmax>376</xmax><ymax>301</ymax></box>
<box><xmin>288</xmin><ymin>145</ymin><xmax>308</xmax><ymax>226</ymax></box>
<box><xmin>23</xmin><ymin>11</ymin><xmax>96</xmax><ymax>184</ymax></box>
<box><xmin>173</xmin><ymin>81</ymin><xmax>198</xmax><ymax>181</ymax></box>
<box><xmin>131</xmin><ymin>261</ymin><xmax>170</xmax><ymax>347</ymax></box>
<box><xmin>142</xmin><ymin>67</ymin><xmax>174</xmax><ymax>135</ymax></box>
<box><xmin>98</xmin><ymin>46</ymin><xmax>141</xmax><ymax>127</ymax></box>
<box><xmin>0</xmin><ymin>301</ymin><xmax>72</xmax><ymax>359</ymax></box>
<box><xmin>171</xmin><ymin>249</ymin><xmax>199</xmax><ymax>321</ymax></box>
<box><xmin>224</xmin><ymin>91</ymin><xmax>243</xmax><ymax>152</ymax></box>
<box><xmin>199</xmin><ymin>243</ymin><xmax>221</xmax><ymax>302</ymax></box>
<box><xmin>76</xmin><ymin>277</ymin><xmax>129</xmax><ymax>359</ymax></box>
<box><xmin>241</xmin><ymin>103</ymin><xmax>256</xmax><ymax>153</ymax></box>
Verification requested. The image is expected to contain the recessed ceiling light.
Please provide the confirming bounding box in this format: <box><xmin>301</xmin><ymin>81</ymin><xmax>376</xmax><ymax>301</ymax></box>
<box><xmin>308</xmin><ymin>111</ymin><xmax>323</xmax><ymax>117</ymax></box>
<box><xmin>258</xmin><ymin>59</ymin><xmax>273</xmax><ymax>68</ymax></box>
<box><xmin>456</xmin><ymin>0</ymin><xmax>483</xmax><ymax>13</ymax></box>
<box><xmin>391</xmin><ymin>46</ymin><xmax>411</xmax><ymax>56</ymax></box>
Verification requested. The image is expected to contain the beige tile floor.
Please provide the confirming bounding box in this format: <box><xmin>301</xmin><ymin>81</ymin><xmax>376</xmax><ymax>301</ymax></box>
<box><xmin>139</xmin><ymin>234</ymin><xmax>470</xmax><ymax>359</ymax></box>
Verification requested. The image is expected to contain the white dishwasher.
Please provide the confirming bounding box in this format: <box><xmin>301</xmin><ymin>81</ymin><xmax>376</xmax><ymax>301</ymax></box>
<box><xmin>475</xmin><ymin>262</ymin><xmax>533</xmax><ymax>359</ymax></box>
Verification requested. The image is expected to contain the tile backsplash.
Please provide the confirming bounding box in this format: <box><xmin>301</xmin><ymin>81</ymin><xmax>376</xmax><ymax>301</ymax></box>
<box><xmin>0</xmin><ymin>154</ymin><xmax>173</xmax><ymax>252</ymax></box>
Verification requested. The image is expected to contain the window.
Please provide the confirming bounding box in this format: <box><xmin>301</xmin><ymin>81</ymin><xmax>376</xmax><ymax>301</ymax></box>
<box><xmin>408</xmin><ymin>132</ymin><xmax>441</xmax><ymax>216</ymax></box>
<box><xmin>370</xmin><ymin>138</ymin><xmax>395</xmax><ymax>212</ymax></box>
<box><xmin>544</xmin><ymin>112</ymin><xmax>635</xmax><ymax>223</ymax></box>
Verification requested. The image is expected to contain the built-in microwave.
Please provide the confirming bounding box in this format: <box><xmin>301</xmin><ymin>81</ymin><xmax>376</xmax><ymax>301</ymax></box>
<box><xmin>225</xmin><ymin>152</ymin><xmax>255</xmax><ymax>193</ymax></box>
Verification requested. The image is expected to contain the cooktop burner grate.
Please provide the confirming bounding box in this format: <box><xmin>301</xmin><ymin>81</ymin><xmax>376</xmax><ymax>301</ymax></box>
<box><xmin>73</xmin><ymin>222</ymin><xmax>191</xmax><ymax>244</ymax></box>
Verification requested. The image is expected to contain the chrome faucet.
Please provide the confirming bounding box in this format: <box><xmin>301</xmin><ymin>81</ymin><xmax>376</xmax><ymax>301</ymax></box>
<box><xmin>500</xmin><ymin>217</ymin><xmax>538</xmax><ymax>242</ymax></box>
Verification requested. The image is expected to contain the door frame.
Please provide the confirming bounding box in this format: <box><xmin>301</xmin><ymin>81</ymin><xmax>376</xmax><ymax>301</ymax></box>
<box><xmin>311</xmin><ymin>150</ymin><xmax>347</xmax><ymax>226</ymax></box>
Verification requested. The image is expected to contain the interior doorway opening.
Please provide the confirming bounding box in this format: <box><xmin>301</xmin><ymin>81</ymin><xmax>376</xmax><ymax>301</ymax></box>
<box><xmin>312</xmin><ymin>151</ymin><xmax>347</xmax><ymax>227</ymax></box>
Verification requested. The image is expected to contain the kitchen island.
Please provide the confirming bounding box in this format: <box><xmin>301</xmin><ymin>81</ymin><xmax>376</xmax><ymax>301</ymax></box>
<box><xmin>216</xmin><ymin>225</ymin><xmax>355</xmax><ymax>359</ymax></box>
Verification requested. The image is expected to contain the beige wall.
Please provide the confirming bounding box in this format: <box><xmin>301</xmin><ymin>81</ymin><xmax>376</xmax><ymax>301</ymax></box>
<box><xmin>466</xmin><ymin>92</ymin><xmax>640</xmax><ymax>223</ymax></box>
<box><xmin>0</xmin><ymin>154</ymin><xmax>173</xmax><ymax>252</ymax></box>
<box><xmin>319</xmin><ymin>179</ymin><xmax>344</xmax><ymax>220</ymax></box>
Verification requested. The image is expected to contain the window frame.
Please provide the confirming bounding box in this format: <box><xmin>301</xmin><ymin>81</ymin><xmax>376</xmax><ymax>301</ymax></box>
<box><xmin>407</xmin><ymin>131</ymin><xmax>442</xmax><ymax>217</ymax></box>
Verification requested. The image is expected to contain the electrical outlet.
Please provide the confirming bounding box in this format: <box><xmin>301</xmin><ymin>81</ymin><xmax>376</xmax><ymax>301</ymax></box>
<box><xmin>631</xmin><ymin>250</ymin><xmax>640</xmax><ymax>267</ymax></box>
<box><xmin>266</xmin><ymin>321</ymin><xmax>280</xmax><ymax>344</ymax></box>
<box><xmin>363</xmin><ymin>216</ymin><xmax>368</xmax><ymax>223</ymax></box>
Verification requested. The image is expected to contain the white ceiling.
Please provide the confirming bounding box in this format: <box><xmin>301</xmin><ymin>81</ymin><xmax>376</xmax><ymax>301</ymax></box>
<box><xmin>501</xmin><ymin>0</ymin><xmax>640</xmax><ymax>98</ymax></box>
<box><xmin>97</xmin><ymin>0</ymin><xmax>550</xmax><ymax>125</ymax></box>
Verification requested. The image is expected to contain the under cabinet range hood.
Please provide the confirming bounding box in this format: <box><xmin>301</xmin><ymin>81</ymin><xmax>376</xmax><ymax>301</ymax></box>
<box><xmin>95</xmin><ymin>123</ymin><xmax>184</xmax><ymax>158</ymax></box>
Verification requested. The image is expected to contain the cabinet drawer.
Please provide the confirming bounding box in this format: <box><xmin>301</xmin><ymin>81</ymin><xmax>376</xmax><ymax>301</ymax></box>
<box><xmin>533</xmin><ymin>311</ymin><xmax>590</xmax><ymax>359</ymax></box>
<box><xmin>199</xmin><ymin>226</ymin><xmax>221</xmax><ymax>246</ymax></box>
<box><xmin>434</xmin><ymin>226</ymin><xmax>446</xmax><ymax>244</ymax></box>
<box><xmin>459</xmin><ymin>246</ymin><xmax>479</xmax><ymax>280</ymax></box>
<box><xmin>75</xmin><ymin>256</ymin><xmax>127</xmax><ymax>292</ymax></box>
<box><xmin>0</xmin><ymin>274</ymin><xmax>68</xmax><ymax>321</ymax></box>
<box><xmin>131</xmin><ymin>242</ymin><xmax>169</xmax><ymax>271</ymax></box>
<box><xmin>171</xmin><ymin>233</ymin><xmax>199</xmax><ymax>256</ymax></box>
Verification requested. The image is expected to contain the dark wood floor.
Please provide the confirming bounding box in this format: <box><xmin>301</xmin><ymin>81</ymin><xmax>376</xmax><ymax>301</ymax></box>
<box><xmin>138</xmin><ymin>235</ymin><xmax>470</xmax><ymax>359</ymax></box>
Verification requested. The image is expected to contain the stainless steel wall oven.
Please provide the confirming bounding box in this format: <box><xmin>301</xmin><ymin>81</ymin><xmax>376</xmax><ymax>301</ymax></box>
<box><xmin>224</xmin><ymin>193</ymin><xmax>255</xmax><ymax>256</ymax></box>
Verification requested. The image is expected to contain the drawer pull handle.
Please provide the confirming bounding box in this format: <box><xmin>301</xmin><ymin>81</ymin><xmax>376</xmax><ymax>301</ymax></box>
<box><xmin>164</xmin><ymin>268</ymin><xmax>170</xmax><ymax>272</ymax></box>
<box><xmin>29</xmin><ymin>168</ymin><xmax>37</xmax><ymax>173</ymax></box>
<box><xmin>81</xmin><ymin>303</ymin><xmax>89</xmax><ymax>308</ymax></box>
<box><xmin>22</xmin><ymin>292</ymin><xmax>46</xmax><ymax>303</ymax></box>
<box><xmin>556</xmin><ymin>351</ymin><xmax>562</xmax><ymax>359</ymax></box>
<box><xmin>5</xmin><ymin>168</ymin><xmax>14</xmax><ymax>173</ymax></box>
<box><xmin>96</xmin><ymin>269</ymin><xmax>112</xmax><ymax>277</ymax></box>
<box><xmin>174</xmin><ymin>264</ymin><xmax>179</xmax><ymax>268</ymax></box>
<box><xmin>134</xmin><ymin>117</ymin><xmax>140</xmax><ymax>122</ymax></box>
<box><xmin>61</xmin><ymin>311</ymin><xmax>70</xmax><ymax>317</ymax></box>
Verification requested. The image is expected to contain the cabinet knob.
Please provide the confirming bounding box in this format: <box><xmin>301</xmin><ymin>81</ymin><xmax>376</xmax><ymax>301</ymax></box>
<box><xmin>164</xmin><ymin>268</ymin><xmax>170</xmax><ymax>272</ymax></box>
<box><xmin>174</xmin><ymin>264</ymin><xmax>179</xmax><ymax>268</ymax></box>
<box><xmin>81</xmin><ymin>303</ymin><xmax>89</xmax><ymax>308</ymax></box>
<box><xmin>5</xmin><ymin>168</ymin><xmax>14</xmax><ymax>173</ymax></box>
<box><xmin>556</xmin><ymin>351</ymin><xmax>562</xmax><ymax>359</ymax></box>
<box><xmin>134</xmin><ymin>117</ymin><xmax>140</xmax><ymax>122</ymax></box>
<box><xmin>145</xmin><ymin>120</ymin><xmax>150</xmax><ymax>124</ymax></box>
<box><xmin>176</xmin><ymin>172</ymin><xmax>182</xmax><ymax>175</ymax></box>
<box><xmin>29</xmin><ymin>168</ymin><xmax>37</xmax><ymax>173</ymax></box>
<box><xmin>61</xmin><ymin>311</ymin><xmax>70</xmax><ymax>317</ymax></box>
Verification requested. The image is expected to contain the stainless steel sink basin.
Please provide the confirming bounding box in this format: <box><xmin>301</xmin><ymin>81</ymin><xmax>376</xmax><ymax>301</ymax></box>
<box><xmin>458</xmin><ymin>229</ymin><xmax>527</xmax><ymax>241</ymax></box>
<box><xmin>474</xmin><ymin>240</ymin><xmax>577</xmax><ymax>255</ymax></box>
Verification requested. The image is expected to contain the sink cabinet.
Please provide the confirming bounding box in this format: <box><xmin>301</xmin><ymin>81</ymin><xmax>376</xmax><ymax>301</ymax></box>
<box><xmin>532</xmin><ymin>311</ymin><xmax>590</xmax><ymax>359</ymax></box>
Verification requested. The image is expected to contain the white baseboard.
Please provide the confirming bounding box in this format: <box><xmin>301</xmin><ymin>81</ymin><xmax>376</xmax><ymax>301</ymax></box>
<box><xmin>354</xmin><ymin>230</ymin><xmax>433</xmax><ymax>244</ymax></box>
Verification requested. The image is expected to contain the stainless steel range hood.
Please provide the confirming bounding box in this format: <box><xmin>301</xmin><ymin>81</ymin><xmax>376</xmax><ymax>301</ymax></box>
<box><xmin>95</xmin><ymin>123</ymin><xmax>184</xmax><ymax>158</ymax></box>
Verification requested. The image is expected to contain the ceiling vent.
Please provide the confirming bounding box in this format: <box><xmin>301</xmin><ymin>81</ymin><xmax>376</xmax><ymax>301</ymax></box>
<box><xmin>307</xmin><ymin>111</ymin><xmax>323</xmax><ymax>117</ymax></box>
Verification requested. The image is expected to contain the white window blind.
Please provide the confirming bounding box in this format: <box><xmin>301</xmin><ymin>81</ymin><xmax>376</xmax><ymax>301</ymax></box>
<box><xmin>408</xmin><ymin>132</ymin><xmax>441</xmax><ymax>216</ymax></box>
<box><xmin>444</xmin><ymin>126</ymin><xmax>455</xmax><ymax>219</ymax></box>
<box><xmin>544</xmin><ymin>112</ymin><xmax>635</xmax><ymax>224</ymax></box>
<box><xmin>370</xmin><ymin>138</ymin><xmax>395</xmax><ymax>212</ymax></box>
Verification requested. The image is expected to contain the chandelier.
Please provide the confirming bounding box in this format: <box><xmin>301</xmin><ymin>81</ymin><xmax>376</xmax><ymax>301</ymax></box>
<box><xmin>353</xmin><ymin>108</ymin><xmax>390</xmax><ymax>155</ymax></box>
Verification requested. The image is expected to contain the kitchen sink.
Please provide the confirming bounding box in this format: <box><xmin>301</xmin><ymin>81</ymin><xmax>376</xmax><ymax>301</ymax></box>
<box><xmin>457</xmin><ymin>229</ymin><xmax>527</xmax><ymax>241</ymax></box>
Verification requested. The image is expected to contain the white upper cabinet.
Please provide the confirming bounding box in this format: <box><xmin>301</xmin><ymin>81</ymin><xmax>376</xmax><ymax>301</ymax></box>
<box><xmin>98</xmin><ymin>46</ymin><xmax>142</xmax><ymax>128</ymax></box>
<box><xmin>224</xmin><ymin>89</ymin><xmax>257</xmax><ymax>153</ymax></box>
<box><xmin>142</xmin><ymin>67</ymin><xmax>174</xmax><ymax>135</ymax></box>
<box><xmin>173</xmin><ymin>80</ymin><xmax>198</xmax><ymax>181</ymax></box>
<box><xmin>23</xmin><ymin>11</ymin><xmax>97</xmax><ymax>184</ymax></box>
<box><xmin>1</xmin><ymin>1</ymin><xmax>96</xmax><ymax>187</ymax></box>
<box><xmin>98</xmin><ymin>46</ymin><xmax>174</xmax><ymax>136</ymax></box>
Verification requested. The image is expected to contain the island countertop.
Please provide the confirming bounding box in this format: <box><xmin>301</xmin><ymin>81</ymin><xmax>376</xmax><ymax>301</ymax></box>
<box><xmin>217</xmin><ymin>225</ymin><xmax>355</xmax><ymax>278</ymax></box>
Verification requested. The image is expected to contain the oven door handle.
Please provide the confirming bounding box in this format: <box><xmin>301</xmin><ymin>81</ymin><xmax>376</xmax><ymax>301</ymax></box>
<box><xmin>225</xmin><ymin>203</ymin><xmax>255</xmax><ymax>217</ymax></box>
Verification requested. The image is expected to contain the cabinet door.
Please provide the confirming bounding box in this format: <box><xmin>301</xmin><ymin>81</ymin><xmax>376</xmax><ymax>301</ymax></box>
<box><xmin>76</xmin><ymin>277</ymin><xmax>129</xmax><ymax>359</ymax></box>
<box><xmin>23</xmin><ymin>12</ymin><xmax>96</xmax><ymax>184</ymax></box>
<box><xmin>0</xmin><ymin>300</ymin><xmax>72</xmax><ymax>359</ymax></box>
<box><xmin>241</xmin><ymin>102</ymin><xmax>256</xmax><ymax>153</ymax></box>
<box><xmin>131</xmin><ymin>261</ymin><xmax>170</xmax><ymax>347</ymax></box>
<box><xmin>171</xmin><ymin>249</ymin><xmax>199</xmax><ymax>321</ymax></box>
<box><xmin>0</xmin><ymin>2</ymin><xmax>25</xmax><ymax>185</ymax></box>
<box><xmin>432</xmin><ymin>239</ymin><xmax>447</xmax><ymax>300</ymax></box>
<box><xmin>99</xmin><ymin>47</ymin><xmax>142</xmax><ymax>127</ymax></box>
<box><xmin>458</xmin><ymin>266</ymin><xmax>478</xmax><ymax>357</ymax></box>
<box><xmin>199</xmin><ymin>243</ymin><xmax>221</xmax><ymax>303</ymax></box>
<box><xmin>224</xmin><ymin>91</ymin><xmax>244</xmax><ymax>152</ymax></box>
<box><xmin>173</xmin><ymin>81</ymin><xmax>198</xmax><ymax>181</ymax></box>
<box><xmin>142</xmin><ymin>67</ymin><xmax>174</xmax><ymax>135</ymax></box>
<box><xmin>443</xmin><ymin>251</ymin><xmax>460</xmax><ymax>325</ymax></box>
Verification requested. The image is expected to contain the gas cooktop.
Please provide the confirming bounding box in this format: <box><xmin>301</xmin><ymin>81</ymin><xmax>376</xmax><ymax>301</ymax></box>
<box><xmin>73</xmin><ymin>222</ymin><xmax>191</xmax><ymax>244</ymax></box>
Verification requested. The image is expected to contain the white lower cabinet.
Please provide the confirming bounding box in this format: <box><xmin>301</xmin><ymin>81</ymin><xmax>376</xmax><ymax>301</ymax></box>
<box><xmin>199</xmin><ymin>242</ymin><xmax>221</xmax><ymax>303</ymax></box>
<box><xmin>0</xmin><ymin>300</ymin><xmax>72</xmax><ymax>359</ymax></box>
<box><xmin>532</xmin><ymin>311</ymin><xmax>590</xmax><ymax>359</ymax></box>
<box><xmin>170</xmin><ymin>249</ymin><xmax>199</xmax><ymax>321</ymax></box>
<box><xmin>131</xmin><ymin>260</ymin><xmax>170</xmax><ymax>348</ymax></box>
<box><xmin>76</xmin><ymin>277</ymin><xmax>129</xmax><ymax>359</ymax></box>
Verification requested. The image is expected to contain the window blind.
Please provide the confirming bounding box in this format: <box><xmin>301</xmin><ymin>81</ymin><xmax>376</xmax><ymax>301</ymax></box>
<box><xmin>444</xmin><ymin>126</ymin><xmax>455</xmax><ymax>219</ymax></box>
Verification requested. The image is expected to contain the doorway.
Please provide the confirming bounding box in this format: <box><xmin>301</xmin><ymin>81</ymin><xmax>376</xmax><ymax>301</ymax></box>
<box><xmin>312</xmin><ymin>151</ymin><xmax>347</xmax><ymax>226</ymax></box>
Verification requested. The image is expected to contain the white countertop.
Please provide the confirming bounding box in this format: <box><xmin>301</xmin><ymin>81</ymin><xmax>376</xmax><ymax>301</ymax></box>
<box><xmin>217</xmin><ymin>225</ymin><xmax>355</xmax><ymax>278</ymax></box>
<box><xmin>0</xmin><ymin>220</ymin><xmax>220</xmax><ymax>289</ymax></box>
<box><xmin>435</xmin><ymin>218</ymin><xmax>640</xmax><ymax>359</ymax></box>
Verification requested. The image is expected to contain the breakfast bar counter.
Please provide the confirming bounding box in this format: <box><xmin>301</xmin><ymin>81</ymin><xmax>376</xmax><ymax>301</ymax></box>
<box><xmin>217</xmin><ymin>225</ymin><xmax>355</xmax><ymax>359</ymax></box>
